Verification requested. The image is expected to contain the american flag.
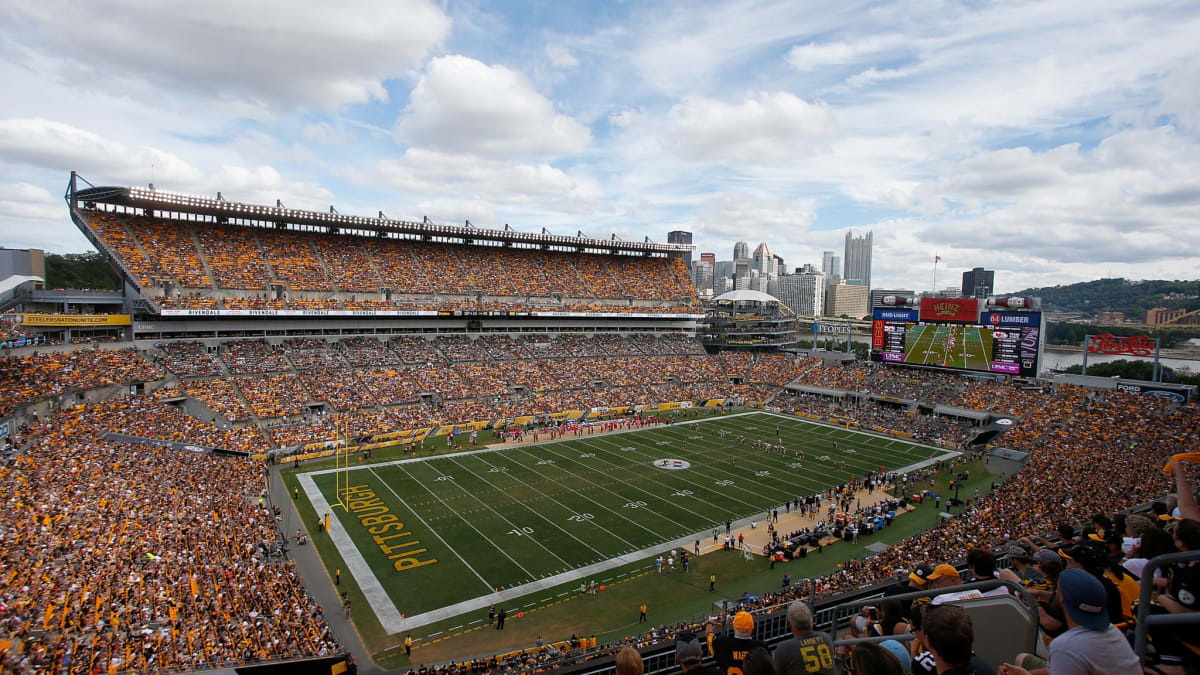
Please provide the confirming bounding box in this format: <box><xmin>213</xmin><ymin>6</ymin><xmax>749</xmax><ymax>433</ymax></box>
<box><xmin>935</xmin><ymin>255</ymin><xmax>942</xmax><ymax>263</ymax></box>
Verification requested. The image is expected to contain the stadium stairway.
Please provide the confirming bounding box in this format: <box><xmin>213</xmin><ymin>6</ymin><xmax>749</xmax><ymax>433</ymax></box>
<box><xmin>268</xmin><ymin>466</ymin><xmax>383</xmax><ymax>674</ymax></box>
<box><xmin>187</xmin><ymin>224</ymin><xmax>218</xmax><ymax>290</ymax></box>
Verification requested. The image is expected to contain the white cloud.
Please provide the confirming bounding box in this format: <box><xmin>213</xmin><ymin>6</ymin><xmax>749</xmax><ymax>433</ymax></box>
<box><xmin>785</xmin><ymin>34</ymin><xmax>907</xmax><ymax>71</ymax></box>
<box><xmin>1</xmin><ymin>0</ymin><xmax>451</xmax><ymax>113</ymax></box>
<box><xmin>396</xmin><ymin>55</ymin><xmax>590</xmax><ymax>158</ymax></box>
<box><xmin>342</xmin><ymin>148</ymin><xmax>599</xmax><ymax>218</ymax></box>
<box><xmin>666</xmin><ymin>92</ymin><xmax>834</xmax><ymax>163</ymax></box>
<box><xmin>0</xmin><ymin>117</ymin><xmax>334</xmax><ymax>210</ymax></box>
<box><xmin>545</xmin><ymin>44</ymin><xmax>580</xmax><ymax>69</ymax></box>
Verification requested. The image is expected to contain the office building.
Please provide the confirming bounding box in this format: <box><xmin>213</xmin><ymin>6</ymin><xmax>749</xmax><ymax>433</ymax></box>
<box><xmin>961</xmin><ymin>267</ymin><xmax>994</xmax><ymax>298</ymax></box>
<box><xmin>668</xmin><ymin>230</ymin><xmax>693</xmax><ymax>270</ymax></box>
<box><xmin>843</xmin><ymin>230</ymin><xmax>873</xmax><ymax>288</ymax></box>
<box><xmin>821</xmin><ymin>251</ymin><xmax>841</xmax><ymax>280</ymax></box>
<box><xmin>733</xmin><ymin>241</ymin><xmax>749</xmax><ymax>261</ymax></box>
<box><xmin>769</xmin><ymin>269</ymin><xmax>824</xmax><ymax>316</ymax></box>
<box><xmin>1146</xmin><ymin>307</ymin><xmax>1186</xmax><ymax>325</ymax></box>
<box><xmin>825</xmin><ymin>280</ymin><xmax>870</xmax><ymax>318</ymax></box>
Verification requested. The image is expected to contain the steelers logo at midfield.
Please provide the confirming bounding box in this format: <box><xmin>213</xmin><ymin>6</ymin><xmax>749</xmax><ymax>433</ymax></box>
<box><xmin>653</xmin><ymin>458</ymin><xmax>691</xmax><ymax>470</ymax></box>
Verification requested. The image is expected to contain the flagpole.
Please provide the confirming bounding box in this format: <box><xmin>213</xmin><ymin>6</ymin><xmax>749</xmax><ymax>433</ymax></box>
<box><xmin>932</xmin><ymin>253</ymin><xmax>938</xmax><ymax>295</ymax></box>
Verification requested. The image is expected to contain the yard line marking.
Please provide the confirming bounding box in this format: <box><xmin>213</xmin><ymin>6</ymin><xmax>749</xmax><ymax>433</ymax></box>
<box><xmin>503</xmin><ymin>445</ymin><xmax>667</xmax><ymax>544</ymax></box>
<box><xmin>429</xmin><ymin>632</ymin><xmax>442</xmax><ymax>637</ymax></box>
<box><xmin>450</xmin><ymin>454</ymin><xmax>612</xmax><ymax>559</ymax></box>
<box><xmin>421</xmin><ymin>460</ymin><xmax>574</xmax><ymax>569</ymax></box>
<box><xmin>533</xmin><ymin>441</ymin><xmax>724</xmax><ymax>528</ymax></box>
<box><xmin>680</xmin><ymin>419</ymin><xmax>892</xmax><ymax>479</ymax></box>
<box><xmin>582</xmin><ymin>434</ymin><xmax>791</xmax><ymax>510</ymax></box>
<box><xmin>388</xmin><ymin>463</ymin><xmax>539</xmax><ymax>580</ymax></box>
<box><xmin>368</xmin><ymin>466</ymin><xmax>499</xmax><ymax>591</ymax></box>
<box><xmin>450</xmin><ymin>625</ymin><xmax>463</xmax><ymax>630</ymax></box>
<box><xmin>305</xmin><ymin>411</ymin><xmax>766</xmax><ymax>478</ymax></box>
<box><xmin>469</xmin><ymin>619</ymin><xmax>482</xmax><ymax>624</ymax></box>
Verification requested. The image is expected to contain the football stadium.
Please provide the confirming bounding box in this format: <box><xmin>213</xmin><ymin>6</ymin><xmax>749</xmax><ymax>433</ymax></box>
<box><xmin>0</xmin><ymin>174</ymin><xmax>1196</xmax><ymax>675</ymax></box>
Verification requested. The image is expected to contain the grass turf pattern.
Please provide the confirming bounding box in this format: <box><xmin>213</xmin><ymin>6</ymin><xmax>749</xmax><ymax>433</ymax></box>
<box><xmin>301</xmin><ymin>412</ymin><xmax>950</xmax><ymax>625</ymax></box>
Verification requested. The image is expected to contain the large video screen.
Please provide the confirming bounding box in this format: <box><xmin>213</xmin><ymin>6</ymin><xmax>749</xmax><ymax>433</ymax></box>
<box><xmin>871</xmin><ymin>309</ymin><xmax>1042</xmax><ymax>377</ymax></box>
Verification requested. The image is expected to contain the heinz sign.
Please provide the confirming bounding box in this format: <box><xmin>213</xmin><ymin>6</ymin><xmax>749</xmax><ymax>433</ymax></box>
<box><xmin>918</xmin><ymin>297</ymin><xmax>979</xmax><ymax>323</ymax></box>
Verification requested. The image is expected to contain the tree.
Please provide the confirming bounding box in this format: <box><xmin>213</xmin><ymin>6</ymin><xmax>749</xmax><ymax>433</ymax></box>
<box><xmin>44</xmin><ymin>252</ymin><xmax>121</xmax><ymax>290</ymax></box>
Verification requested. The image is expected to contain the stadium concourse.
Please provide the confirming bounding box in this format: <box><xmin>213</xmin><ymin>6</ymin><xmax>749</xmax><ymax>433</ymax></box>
<box><xmin>2</xmin><ymin>339</ymin><xmax>1200</xmax><ymax>673</ymax></box>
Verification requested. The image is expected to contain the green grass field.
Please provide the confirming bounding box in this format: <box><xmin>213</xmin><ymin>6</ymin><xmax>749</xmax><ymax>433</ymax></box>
<box><xmin>293</xmin><ymin>411</ymin><xmax>959</xmax><ymax>641</ymax></box>
<box><xmin>904</xmin><ymin>324</ymin><xmax>993</xmax><ymax>370</ymax></box>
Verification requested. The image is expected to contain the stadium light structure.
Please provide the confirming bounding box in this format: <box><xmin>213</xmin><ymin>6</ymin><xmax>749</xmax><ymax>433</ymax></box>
<box><xmin>73</xmin><ymin>175</ymin><xmax>696</xmax><ymax>255</ymax></box>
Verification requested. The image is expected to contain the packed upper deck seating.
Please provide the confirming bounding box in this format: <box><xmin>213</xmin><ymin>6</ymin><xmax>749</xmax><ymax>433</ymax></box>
<box><xmin>133</xmin><ymin>216</ymin><xmax>211</xmax><ymax>288</ymax></box>
<box><xmin>80</xmin><ymin>211</ymin><xmax>703</xmax><ymax>314</ymax></box>
<box><xmin>310</xmin><ymin>234</ymin><xmax>381</xmax><ymax>292</ymax></box>
<box><xmin>256</xmin><ymin>229</ymin><xmax>333</xmax><ymax>291</ymax></box>
<box><xmin>0</xmin><ymin>398</ymin><xmax>340</xmax><ymax>672</ymax></box>
<box><xmin>195</xmin><ymin>223</ymin><xmax>273</xmax><ymax>290</ymax></box>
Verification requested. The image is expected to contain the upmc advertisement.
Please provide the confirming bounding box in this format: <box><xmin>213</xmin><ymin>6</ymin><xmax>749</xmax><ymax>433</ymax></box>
<box><xmin>871</xmin><ymin>308</ymin><xmax>1043</xmax><ymax>377</ymax></box>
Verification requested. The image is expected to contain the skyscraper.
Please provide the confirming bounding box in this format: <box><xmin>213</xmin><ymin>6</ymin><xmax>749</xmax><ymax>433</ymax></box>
<box><xmin>843</xmin><ymin>230</ymin><xmax>873</xmax><ymax>289</ymax></box>
<box><xmin>961</xmin><ymin>267</ymin><xmax>995</xmax><ymax>298</ymax></box>
<box><xmin>751</xmin><ymin>242</ymin><xmax>773</xmax><ymax>276</ymax></box>
<box><xmin>733</xmin><ymin>241</ymin><xmax>750</xmax><ymax>261</ymax></box>
<box><xmin>700</xmin><ymin>252</ymin><xmax>716</xmax><ymax>266</ymax></box>
<box><xmin>668</xmin><ymin>231</ymin><xmax>693</xmax><ymax>270</ymax></box>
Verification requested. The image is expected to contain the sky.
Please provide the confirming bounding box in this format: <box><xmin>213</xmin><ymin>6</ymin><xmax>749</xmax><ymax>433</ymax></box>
<box><xmin>1</xmin><ymin>0</ymin><xmax>1198</xmax><ymax>294</ymax></box>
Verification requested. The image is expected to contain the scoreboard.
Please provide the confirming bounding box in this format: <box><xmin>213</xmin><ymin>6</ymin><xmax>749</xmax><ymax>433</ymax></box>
<box><xmin>870</xmin><ymin>308</ymin><xmax>1044</xmax><ymax>377</ymax></box>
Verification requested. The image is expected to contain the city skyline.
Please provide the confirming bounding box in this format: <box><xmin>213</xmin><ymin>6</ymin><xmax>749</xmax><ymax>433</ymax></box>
<box><xmin>1</xmin><ymin>1</ymin><xmax>1198</xmax><ymax>293</ymax></box>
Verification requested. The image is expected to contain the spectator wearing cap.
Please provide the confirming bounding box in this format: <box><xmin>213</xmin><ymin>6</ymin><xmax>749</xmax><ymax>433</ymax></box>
<box><xmin>919</xmin><ymin>604</ymin><xmax>996</xmax><ymax>675</ymax></box>
<box><xmin>1001</xmin><ymin>569</ymin><xmax>1140</xmax><ymax>675</ymax></box>
<box><xmin>677</xmin><ymin>632</ymin><xmax>721</xmax><ymax>675</ymax></box>
<box><xmin>997</xmin><ymin>544</ymin><xmax>1045</xmax><ymax>586</ymax></box>
<box><xmin>774</xmin><ymin>601</ymin><xmax>837</xmax><ymax>675</ymax></box>
<box><xmin>1055</xmin><ymin>544</ymin><xmax>1128</xmax><ymax>626</ymax></box>
<box><xmin>708</xmin><ymin>611</ymin><xmax>766</xmax><ymax>675</ymax></box>
<box><xmin>926</xmin><ymin>565</ymin><xmax>982</xmax><ymax>606</ymax></box>
<box><xmin>850</xmin><ymin>642</ymin><xmax>906</xmax><ymax>675</ymax></box>
<box><xmin>878</xmin><ymin>640</ymin><xmax>913</xmax><ymax>675</ymax></box>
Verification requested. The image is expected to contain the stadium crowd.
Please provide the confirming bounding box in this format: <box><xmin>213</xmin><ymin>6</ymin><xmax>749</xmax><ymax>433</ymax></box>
<box><xmin>0</xmin><ymin>398</ymin><xmax>341</xmax><ymax>672</ymax></box>
<box><xmin>83</xmin><ymin>212</ymin><xmax>700</xmax><ymax>315</ymax></box>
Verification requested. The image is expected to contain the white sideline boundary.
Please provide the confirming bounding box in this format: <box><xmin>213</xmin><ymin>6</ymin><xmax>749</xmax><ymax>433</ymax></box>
<box><xmin>298</xmin><ymin>410</ymin><xmax>961</xmax><ymax>634</ymax></box>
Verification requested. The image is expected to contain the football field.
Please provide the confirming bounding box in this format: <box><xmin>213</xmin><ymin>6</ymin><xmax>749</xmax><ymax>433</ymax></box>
<box><xmin>903</xmin><ymin>324</ymin><xmax>993</xmax><ymax>371</ymax></box>
<box><xmin>296</xmin><ymin>411</ymin><xmax>957</xmax><ymax>633</ymax></box>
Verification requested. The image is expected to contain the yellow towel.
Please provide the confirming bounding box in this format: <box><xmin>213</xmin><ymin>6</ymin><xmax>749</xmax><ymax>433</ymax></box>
<box><xmin>1164</xmin><ymin>452</ymin><xmax>1200</xmax><ymax>474</ymax></box>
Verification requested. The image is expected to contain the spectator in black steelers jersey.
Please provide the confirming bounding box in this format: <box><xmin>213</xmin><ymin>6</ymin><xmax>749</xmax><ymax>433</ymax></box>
<box><xmin>709</xmin><ymin>612</ymin><xmax>767</xmax><ymax>675</ymax></box>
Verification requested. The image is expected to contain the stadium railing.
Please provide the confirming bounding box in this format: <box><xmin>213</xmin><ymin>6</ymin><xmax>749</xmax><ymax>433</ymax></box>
<box><xmin>1132</xmin><ymin>549</ymin><xmax>1200</xmax><ymax>661</ymax></box>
